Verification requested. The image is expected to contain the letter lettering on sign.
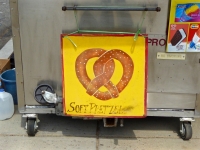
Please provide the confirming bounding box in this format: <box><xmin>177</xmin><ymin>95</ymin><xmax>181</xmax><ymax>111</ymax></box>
<box><xmin>67</xmin><ymin>102</ymin><xmax>75</xmax><ymax>112</ymax></box>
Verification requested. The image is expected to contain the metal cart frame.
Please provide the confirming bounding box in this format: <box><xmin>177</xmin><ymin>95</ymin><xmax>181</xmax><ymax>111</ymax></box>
<box><xmin>9</xmin><ymin>0</ymin><xmax>200</xmax><ymax>139</ymax></box>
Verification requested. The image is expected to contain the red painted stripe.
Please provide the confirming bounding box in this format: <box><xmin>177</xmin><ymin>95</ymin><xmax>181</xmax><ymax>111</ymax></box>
<box><xmin>60</xmin><ymin>35</ymin><xmax>66</xmax><ymax>114</ymax></box>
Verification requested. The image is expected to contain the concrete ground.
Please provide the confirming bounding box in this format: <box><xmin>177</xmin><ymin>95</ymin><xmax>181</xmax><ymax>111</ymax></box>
<box><xmin>0</xmin><ymin>107</ymin><xmax>200</xmax><ymax>150</ymax></box>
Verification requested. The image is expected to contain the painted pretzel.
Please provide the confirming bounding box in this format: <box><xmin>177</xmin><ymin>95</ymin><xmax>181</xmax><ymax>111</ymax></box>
<box><xmin>75</xmin><ymin>48</ymin><xmax>134</xmax><ymax>100</ymax></box>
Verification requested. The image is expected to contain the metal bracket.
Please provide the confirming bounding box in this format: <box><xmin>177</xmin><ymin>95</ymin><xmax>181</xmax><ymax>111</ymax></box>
<box><xmin>22</xmin><ymin>114</ymin><xmax>37</xmax><ymax>119</ymax></box>
<box><xmin>41</xmin><ymin>91</ymin><xmax>62</xmax><ymax>104</ymax></box>
<box><xmin>195</xmin><ymin>94</ymin><xmax>200</xmax><ymax>116</ymax></box>
<box><xmin>180</xmin><ymin>118</ymin><xmax>195</xmax><ymax>122</ymax></box>
<box><xmin>103</xmin><ymin>118</ymin><xmax>118</xmax><ymax>127</ymax></box>
<box><xmin>180</xmin><ymin>122</ymin><xmax>185</xmax><ymax>136</ymax></box>
<box><xmin>179</xmin><ymin>118</ymin><xmax>194</xmax><ymax>137</ymax></box>
<box><xmin>23</xmin><ymin>114</ymin><xmax>39</xmax><ymax>130</ymax></box>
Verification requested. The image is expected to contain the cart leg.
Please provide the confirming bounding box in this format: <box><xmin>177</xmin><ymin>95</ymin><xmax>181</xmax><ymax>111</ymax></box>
<box><xmin>23</xmin><ymin>114</ymin><xmax>38</xmax><ymax>136</ymax></box>
<box><xmin>179</xmin><ymin>118</ymin><xmax>195</xmax><ymax>140</ymax></box>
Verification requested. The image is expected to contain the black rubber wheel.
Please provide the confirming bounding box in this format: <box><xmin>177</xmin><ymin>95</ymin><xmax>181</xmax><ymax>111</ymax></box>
<box><xmin>27</xmin><ymin>119</ymin><xmax>37</xmax><ymax>136</ymax></box>
<box><xmin>181</xmin><ymin>122</ymin><xmax>192</xmax><ymax>140</ymax></box>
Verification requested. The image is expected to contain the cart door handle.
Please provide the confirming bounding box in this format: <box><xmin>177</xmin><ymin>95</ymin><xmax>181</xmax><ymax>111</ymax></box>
<box><xmin>62</xmin><ymin>5</ymin><xmax>161</xmax><ymax>12</ymax></box>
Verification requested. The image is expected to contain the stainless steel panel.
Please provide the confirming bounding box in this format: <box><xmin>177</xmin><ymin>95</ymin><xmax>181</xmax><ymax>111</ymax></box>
<box><xmin>147</xmin><ymin>110</ymin><xmax>195</xmax><ymax>117</ymax></box>
<box><xmin>17</xmin><ymin>0</ymin><xmax>169</xmax><ymax>105</ymax></box>
<box><xmin>147</xmin><ymin>93</ymin><xmax>196</xmax><ymax>109</ymax></box>
<box><xmin>9</xmin><ymin>0</ymin><xmax>25</xmax><ymax>110</ymax></box>
<box><xmin>19</xmin><ymin>105</ymin><xmax>56</xmax><ymax>114</ymax></box>
<box><xmin>12</xmin><ymin>0</ymin><xmax>200</xmax><ymax>113</ymax></box>
<box><xmin>148</xmin><ymin>35</ymin><xmax>200</xmax><ymax>94</ymax></box>
<box><xmin>195</xmin><ymin>94</ymin><xmax>200</xmax><ymax>116</ymax></box>
<box><xmin>19</xmin><ymin>108</ymin><xmax>56</xmax><ymax>114</ymax></box>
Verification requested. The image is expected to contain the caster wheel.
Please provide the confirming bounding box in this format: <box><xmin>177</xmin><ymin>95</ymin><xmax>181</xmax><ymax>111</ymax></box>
<box><xmin>180</xmin><ymin>122</ymin><xmax>192</xmax><ymax>140</ymax></box>
<box><xmin>34</xmin><ymin>84</ymin><xmax>54</xmax><ymax>104</ymax></box>
<box><xmin>27</xmin><ymin>119</ymin><xmax>38</xmax><ymax>136</ymax></box>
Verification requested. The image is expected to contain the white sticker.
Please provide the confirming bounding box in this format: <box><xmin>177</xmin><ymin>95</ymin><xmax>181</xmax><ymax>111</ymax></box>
<box><xmin>157</xmin><ymin>52</ymin><xmax>185</xmax><ymax>60</ymax></box>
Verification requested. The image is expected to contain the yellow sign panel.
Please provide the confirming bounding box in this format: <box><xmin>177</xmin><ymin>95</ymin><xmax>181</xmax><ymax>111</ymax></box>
<box><xmin>61</xmin><ymin>34</ymin><xmax>147</xmax><ymax>117</ymax></box>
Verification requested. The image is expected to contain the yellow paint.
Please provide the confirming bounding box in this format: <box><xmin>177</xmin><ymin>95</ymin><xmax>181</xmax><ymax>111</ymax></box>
<box><xmin>62</xmin><ymin>35</ymin><xmax>146</xmax><ymax>117</ymax></box>
<box><xmin>185</xmin><ymin>4</ymin><xmax>199</xmax><ymax>15</ymax></box>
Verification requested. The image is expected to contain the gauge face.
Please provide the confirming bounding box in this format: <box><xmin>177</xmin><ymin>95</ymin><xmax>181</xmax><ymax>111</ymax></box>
<box><xmin>34</xmin><ymin>84</ymin><xmax>54</xmax><ymax>104</ymax></box>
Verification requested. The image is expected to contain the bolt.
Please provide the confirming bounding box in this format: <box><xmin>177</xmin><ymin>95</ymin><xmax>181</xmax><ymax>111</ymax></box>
<box><xmin>41</xmin><ymin>91</ymin><xmax>45</xmax><ymax>94</ymax></box>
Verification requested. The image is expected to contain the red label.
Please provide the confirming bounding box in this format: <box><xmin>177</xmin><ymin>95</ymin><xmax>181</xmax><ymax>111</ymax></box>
<box><xmin>148</xmin><ymin>38</ymin><xmax>167</xmax><ymax>46</ymax></box>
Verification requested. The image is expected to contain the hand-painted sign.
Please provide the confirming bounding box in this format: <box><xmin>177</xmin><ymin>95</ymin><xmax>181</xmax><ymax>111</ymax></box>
<box><xmin>75</xmin><ymin>49</ymin><xmax>133</xmax><ymax>100</ymax></box>
<box><xmin>61</xmin><ymin>34</ymin><xmax>147</xmax><ymax>117</ymax></box>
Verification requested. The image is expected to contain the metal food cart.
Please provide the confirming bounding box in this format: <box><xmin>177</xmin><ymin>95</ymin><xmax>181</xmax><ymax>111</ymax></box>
<box><xmin>9</xmin><ymin>0</ymin><xmax>200</xmax><ymax>140</ymax></box>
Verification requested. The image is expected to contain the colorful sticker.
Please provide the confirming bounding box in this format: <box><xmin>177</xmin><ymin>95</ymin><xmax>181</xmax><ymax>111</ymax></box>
<box><xmin>175</xmin><ymin>3</ymin><xmax>200</xmax><ymax>22</ymax></box>
<box><xmin>187</xmin><ymin>23</ymin><xmax>200</xmax><ymax>51</ymax></box>
<box><xmin>167</xmin><ymin>0</ymin><xmax>200</xmax><ymax>52</ymax></box>
<box><xmin>167</xmin><ymin>24</ymin><xmax>189</xmax><ymax>52</ymax></box>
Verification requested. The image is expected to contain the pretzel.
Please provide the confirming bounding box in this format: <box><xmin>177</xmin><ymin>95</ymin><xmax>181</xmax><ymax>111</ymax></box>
<box><xmin>75</xmin><ymin>48</ymin><xmax>134</xmax><ymax>100</ymax></box>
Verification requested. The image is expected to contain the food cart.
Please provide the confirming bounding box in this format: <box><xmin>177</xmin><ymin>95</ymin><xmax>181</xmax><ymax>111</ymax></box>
<box><xmin>9</xmin><ymin>0</ymin><xmax>200</xmax><ymax>140</ymax></box>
